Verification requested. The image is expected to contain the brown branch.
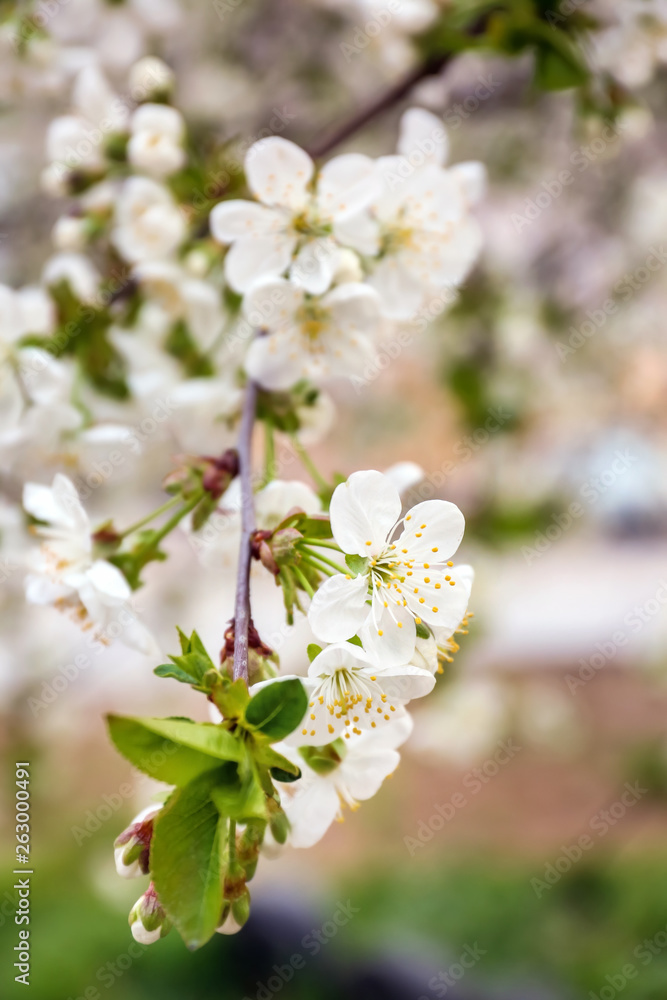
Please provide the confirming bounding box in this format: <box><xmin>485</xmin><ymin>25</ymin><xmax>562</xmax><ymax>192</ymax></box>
<box><xmin>306</xmin><ymin>13</ymin><xmax>492</xmax><ymax>160</ymax></box>
<box><xmin>232</xmin><ymin>378</ymin><xmax>259</xmax><ymax>684</ymax></box>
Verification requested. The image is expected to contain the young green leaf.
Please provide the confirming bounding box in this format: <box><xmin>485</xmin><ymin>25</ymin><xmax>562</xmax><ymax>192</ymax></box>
<box><xmin>150</xmin><ymin>771</ymin><xmax>226</xmax><ymax>950</ymax></box>
<box><xmin>244</xmin><ymin>679</ymin><xmax>307</xmax><ymax>741</ymax></box>
<box><xmin>307</xmin><ymin>643</ymin><xmax>322</xmax><ymax>662</ymax></box>
<box><xmin>107</xmin><ymin>715</ymin><xmax>228</xmax><ymax>785</ymax></box>
<box><xmin>253</xmin><ymin>744</ymin><xmax>302</xmax><ymax>779</ymax></box>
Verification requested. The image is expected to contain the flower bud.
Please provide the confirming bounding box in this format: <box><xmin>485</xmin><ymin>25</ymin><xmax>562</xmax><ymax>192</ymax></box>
<box><xmin>114</xmin><ymin>804</ymin><xmax>161</xmax><ymax>878</ymax></box>
<box><xmin>128</xmin><ymin>883</ymin><xmax>171</xmax><ymax>944</ymax></box>
<box><xmin>270</xmin><ymin>527</ymin><xmax>303</xmax><ymax>567</ymax></box>
<box><xmin>266</xmin><ymin>797</ymin><xmax>290</xmax><ymax>845</ymax></box>
<box><xmin>129</xmin><ymin>57</ymin><xmax>175</xmax><ymax>101</ymax></box>
<box><xmin>201</xmin><ymin>449</ymin><xmax>240</xmax><ymax>500</ymax></box>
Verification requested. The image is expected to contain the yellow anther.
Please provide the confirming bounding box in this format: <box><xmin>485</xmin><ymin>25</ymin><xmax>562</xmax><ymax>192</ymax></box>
<box><xmin>424</xmin><ymin>577</ymin><xmax>430</xmax><ymax>583</ymax></box>
<box><xmin>397</xmin><ymin>622</ymin><xmax>403</xmax><ymax>628</ymax></box>
<box><xmin>377</xmin><ymin>629</ymin><xmax>383</xmax><ymax>636</ymax></box>
<box><xmin>365</xmin><ymin>540</ymin><xmax>372</xmax><ymax>546</ymax></box>
<box><xmin>432</xmin><ymin>547</ymin><xmax>438</xmax><ymax>553</ymax></box>
<box><xmin>328</xmin><ymin>724</ymin><xmax>334</xmax><ymax>734</ymax></box>
<box><xmin>302</xmin><ymin>728</ymin><xmax>307</xmax><ymax>735</ymax></box>
<box><xmin>370</xmin><ymin>675</ymin><xmax>377</xmax><ymax>681</ymax></box>
<box><xmin>435</xmin><ymin>583</ymin><xmax>441</xmax><ymax>590</ymax></box>
<box><xmin>415</xmin><ymin>617</ymin><xmax>421</xmax><ymax>624</ymax></box>
<box><xmin>447</xmin><ymin>561</ymin><xmax>453</xmax><ymax>567</ymax></box>
<box><xmin>432</xmin><ymin>606</ymin><xmax>438</xmax><ymax>613</ymax></box>
<box><xmin>415</xmin><ymin>532</ymin><xmax>422</xmax><ymax>538</ymax></box>
<box><xmin>419</xmin><ymin>597</ymin><xmax>425</xmax><ymax>604</ymax></box>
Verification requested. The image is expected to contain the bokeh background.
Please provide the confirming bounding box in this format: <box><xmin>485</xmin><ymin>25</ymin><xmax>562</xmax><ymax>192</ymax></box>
<box><xmin>3</xmin><ymin>1</ymin><xmax>667</xmax><ymax>998</ymax></box>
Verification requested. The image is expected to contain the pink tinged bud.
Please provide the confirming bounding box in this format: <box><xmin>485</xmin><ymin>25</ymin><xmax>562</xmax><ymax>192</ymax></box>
<box><xmin>129</xmin><ymin>883</ymin><xmax>171</xmax><ymax>945</ymax></box>
<box><xmin>114</xmin><ymin>804</ymin><xmax>161</xmax><ymax>878</ymax></box>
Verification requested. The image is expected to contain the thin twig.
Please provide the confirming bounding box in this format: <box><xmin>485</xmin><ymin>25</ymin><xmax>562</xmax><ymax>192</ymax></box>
<box><xmin>232</xmin><ymin>379</ymin><xmax>259</xmax><ymax>684</ymax></box>
<box><xmin>306</xmin><ymin>12</ymin><xmax>492</xmax><ymax>160</ymax></box>
<box><xmin>307</xmin><ymin>54</ymin><xmax>452</xmax><ymax>160</ymax></box>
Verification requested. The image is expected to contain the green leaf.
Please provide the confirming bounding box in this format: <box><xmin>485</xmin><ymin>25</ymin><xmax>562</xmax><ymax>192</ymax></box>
<box><xmin>346</xmin><ymin>635</ymin><xmax>363</xmax><ymax>648</ymax></box>
<box><xmin>244</xmin><ymin>679</ymin><xmax>307</xmax><ymax>741</ymax></box>
<box><xmin>107</xmin><ymin>715</ymin><xmax>228</xmax><ymax>785</ymax></box>
<box><xmin>534</xmin><ymin>43</ymin><xmax>588</xmax><ymax>91</ymax></box>
<box><xmin>107</xmin><ymin>715</ymin><xmax>242</xmax><ymax>786</ymax></box>
<box><xmin>154</xmin><ymin>662</ymin><xmax>197</xmax><ymax>685</ymax></box>
<box><xmin>254</xmin><ymin>744</ymin><xmax>302</xmax><ymax>779</ymax></box>
<box><xmin>209</xmin><ymin>763</ymin><xmax>268</xmax><ymax>823</ymax></box>
<box><xmin>151</xmin><ymin>771</ymin><xmax>226</xmax><ymax>950</ymax></box>
<box><xmin>269</xmin><ymin>765</ymin><xmax>301</xmax><ymax>784</ymax></box>
<box><xmin>307</xmin><ymin>643</ymin><xmax>322</xmax><ymax>662</ymax></box>
<box><xmin>296</xmin><ymin>514</ymin><xmax>333</xmax><ymax>539</ymax></box>
<box><xmin>345</xmin><ymin>553</ymin><xmax>369</xmax><ymax>576</ymax></box>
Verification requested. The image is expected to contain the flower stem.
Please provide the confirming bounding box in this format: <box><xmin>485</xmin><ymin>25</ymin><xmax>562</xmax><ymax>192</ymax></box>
<box><xmin>150</xmin><ymin>493</ymin><xmax>202</xmax><ymax>546</ymax></box>
<box><xmin>233</xmin><ymin>380</ymin><xmax>259</xmax><ymax>684</ymax></box>
<box><xmin>290</xmin><ymin>435</ymin><xmax>329</xmax><ymax>493</ymax></box>
<box><xmin>300</xmin><ymin>547</ymin><xmax>346</xmax><ymax>575</ymax></box>
<box><xmin>120</xmin><ymin>495</ymin><xmax>182</xmax><ymax>539</ymax></box>
<box><xmin>228</xmin><ymin>819</ymin><xmax>237</xmax><ymax>865</ymax></box>
<box><xmin>292</xmin><ymin>564</ymin><xmax>315</xmax><ymax>598</ymax></box>
<box><xmin>299</xmin><ymin>555</ymin><xmax>336</xmax><ymax>578</ymax></box>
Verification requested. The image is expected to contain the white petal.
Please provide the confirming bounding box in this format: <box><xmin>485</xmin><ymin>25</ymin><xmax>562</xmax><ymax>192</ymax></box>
<box><xmin>289</xmin><ymin>237</ymin><xmax>337</xmax><ymax>295</ymax></box>
<box><xmin>282</xmin><ymin>776</ymin><xmax>340</xmax><ymax>848</ymax></box>
<box><xmin>374</xmin><ymin>664</ymin><xmax>435</xmax><ymax>703</ymax></box>
<box><xmin>397</xmin><ymin>108</ymin><xmax>448</xmax><ymax>167</ymax></box>
<box><xmin>245</xmin><ymin>136</ymin><xmax>313</xmax><ymax>210</ymax></box>
<box><xmin>209</xmin><ymin>200</ymin><xmax>285</xmax><ymax>243</ymax></box>
<box><xmin>330</xmin><ymin>470</ymin><xmax>401</xmax><ymax>557</ymax></box>
<box><xmin>307</xmin><ymin>640</ymin><xmax>372</xmax><ymax>678</ymax></box>
<box><xmin>244</xmin><ymin>331</ymin><xmax>301</xmax><ymax>391</ymax></box>
<box><xmin>449</xmin><ymin>161</ymin><xmax>487</xmax><ymax>206</ymax></box>
<box><xmin>359</xmin><ymin>598</ymin><xmax>416</xmax><ymax>668</ymax></box>
<box><xmin>367</xmin><ymin>256</ymin><xmax>423</xmax><ymax>320</ymax></box>
<box><xmin>399</xmin><ymin>498</ymin><xmax>465</xmax><ymax>561</ymax></box>
<box><xmin>308</xmin><ymin>573</ymin><xmax>370</xmax><ymax>643</ymax></box>
<box><xmin>316</xmin><ymin>153</ymin><xmax>379</xmax><ymax>220</ymax></box>
<box><xmin>403</xmin><ymin>563</ymin><xmax>471</xmax><ymax>635</ymax></box>
<box><xmin>224</xmin><ymin>233</ymin><xmax>295</xmax><ymax>293</ymax></box>
<box><xmin>85</xmin><ymin>559</ymin><xmax>132</xmax><ymax>602</ymax></box>
<box><xmin>333</xmin><ymin>211</ymin><xmax>380</xmax><ymax>256</ymax></box>
<box><xmin>25</xmin><ymin>573</ymin><xmax>73</xmax><ymax>605</ymax></box>
<box><xmin>339</xmin><ymin>747</ymin><xmax>400</xmax><ymax>802</ymax></box>
<box><xmin>323</xmin><ymin>282</ymin><xmax>381</xmax><ymax>334</ymax></box>
<box><xmin>242</xmin><ymin>277</ymin><xmax>303</xmax><ymax>331</ymax></box>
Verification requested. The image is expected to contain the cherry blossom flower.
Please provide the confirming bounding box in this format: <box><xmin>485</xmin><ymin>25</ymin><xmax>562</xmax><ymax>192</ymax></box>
<box><xmin>209</xmin><ymin>136</ymin><xmax>378</xmax><ymax>294</ymax></box>
<box><xmin>22</xmin><ymin>474</ymin><xmax>154</xmax><ymax>653</ymax></box>
<box><xmin>242</xmin><ymin>277</ymin><xmax>381</xmax><ymax>389</ymax></box>
<box><xmin>114</xmin><ymin>803</ymin><xmax>161</xmax><ymax>877</ymax></box>
<box><xmin>127</xmin><ymin>103</ymin><xmax>186</xmax><ymax>178</ymax></box>
<box><xmin>273</xmin><ymin>710</ymin><xmax>413</xmax><ymax>847</ymax></box>
<box><xmin>342</xmin><ymin>107</ymin><xmax>485</xmax><ymax>319</ymax></box>
<box><xmin>308</xmin><ymin>470</ymin><xmax>470</xmax><ymax>665</ymax></box>
<box><xmin>112</xmin><ymin>177</ymin><xmax>186</xmax><ymax>264</ymax></box>
<box><xmin>257</xmin><ymin>641</ymin><xmax>433</xmax><ymax>746</ymax></box>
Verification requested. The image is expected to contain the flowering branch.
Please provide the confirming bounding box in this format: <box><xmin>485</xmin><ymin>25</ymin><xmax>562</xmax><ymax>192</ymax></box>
<box><xmin>232</xmin><ymin>378</ymin><xmax>259</xmax><ymax>684</ymax></box>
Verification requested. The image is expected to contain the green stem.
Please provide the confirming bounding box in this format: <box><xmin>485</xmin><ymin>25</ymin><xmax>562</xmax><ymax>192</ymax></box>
<box><xmin>300</xmin><ymin>547</ymin><xmax>346</xmax><ymax>575</ymax></box>
<box><xmin>120</xmin><ymin>495</ymin><xmax>182</xmax><ymax>539</ymax></box>
<box><xmin>299</xmin><ymin>555</ymin><xmax>336</xmax><ymax>578</ymax></box>
<box><xmin>149</xmin><ymin>493</ymin><xmax>202</xmax><ymax>546</ymax></box>
<box><xmin>290</xmin><ymin>435</ymin><xmax>329</xmax><ymax>492</ymax></box>
<box><xmin>306</xmin><ymin>539</ymin><xmax>343</xmax><ymax>552</ymax></box>
<box><xmin>228</xmin><ymin>819</ymin><xmax>237</xmax><ymax>865</ymax></box>
<box><xmin>293</xmin><ymin>564</ymin><xmax>315</xmax><ymax>598</ymax></box>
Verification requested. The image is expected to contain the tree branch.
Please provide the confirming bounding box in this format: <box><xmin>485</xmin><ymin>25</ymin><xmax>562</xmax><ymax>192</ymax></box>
<box><xmin>232</xmin><ymin>378</ymin><xmax>259</xmax><ymax>684</ymax></box>
<box><xmin>306</xmin><ymin>13</ymin><xmax>492</xmax><ymax>160</ymax></box>
<box><xmin>307</xmin><ymin>54</ymin><xmax>452</xmax><ymax>160</ymax></box>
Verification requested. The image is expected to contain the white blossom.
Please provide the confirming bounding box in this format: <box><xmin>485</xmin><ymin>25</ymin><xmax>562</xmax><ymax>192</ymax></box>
<box><xmin>22</xmin><ymin>474</ymin><xmax>154</xmax><ymax>653</ymax></box>
<box><xmin>273</xmin><ymin>710</ymin><xmax>413</xmax><ymax>847</ymax></box>
<box><xmin>308</xmin><ymin>470</ymin><xmax>471</xmax><ymax>665</ymax></box>
<box><xmin>112</xmin><ymin>177</ymin><xmax>186</xmax><ymax>264</ymax></box>
<box><xmin>242</xmin><ymin>277</ymin><xmax>381</xmax><ymax>390</ymax></box>
<box><xmin>209</xmin><ymin>136</ymin><xmax>379</xmax><ymax>294</ymax></box>
<box><xmin>127</xmin><ymin>103</ymin><xmax>186</xmax><ymax>178</ymax></box>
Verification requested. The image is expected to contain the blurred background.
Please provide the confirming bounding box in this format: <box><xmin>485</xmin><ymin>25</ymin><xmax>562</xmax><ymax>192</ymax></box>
<box><xmin>3</xmin><ymin>1</ymin><xmax>667</xmax><ymax>998</ymax></box>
